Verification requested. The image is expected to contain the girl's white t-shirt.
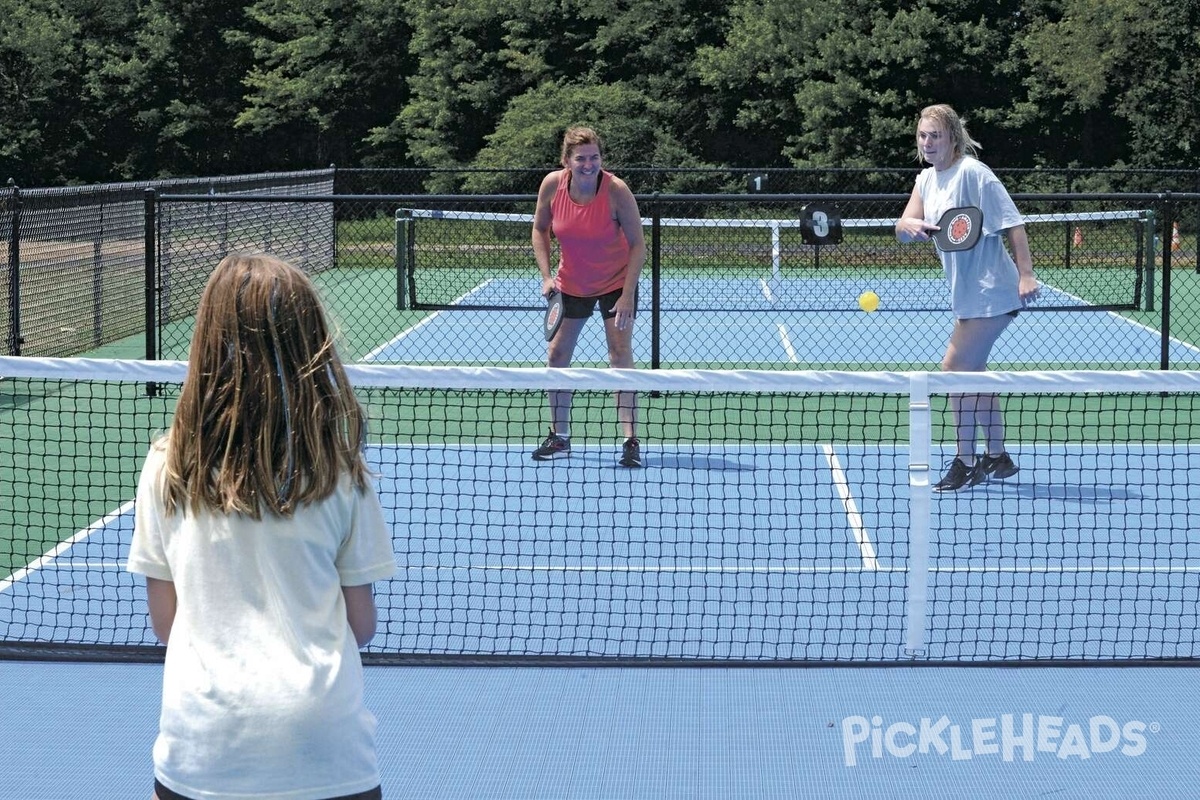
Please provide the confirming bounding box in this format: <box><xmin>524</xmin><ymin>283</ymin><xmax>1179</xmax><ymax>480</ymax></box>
<box><xmin>127</xmin><ymin>442</ymin><xmax>397</xmax><ymax>800</ymax></box>
<box><xmin>916</xmin><ymin>156</ymin><xmax>1026</xmax><ymax>319</ymax></box>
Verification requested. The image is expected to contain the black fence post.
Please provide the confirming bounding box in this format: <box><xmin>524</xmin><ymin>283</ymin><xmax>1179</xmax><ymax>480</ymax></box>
<box><xmin>330</xmin><ymin>165</ymin><xmax>340</xmax><ymax>268</ymax></box>
<box><xmin>1160</xmin><ymin>195</ymin><xmax>1174</xmax><ymax>371</ymax></box>
<box><xmin>396</xmin><ymin>208</ymin><xmax>410</xmax><ymax>311</ymax></box>
<box><xmin>6</xmin><ymin>179</ymin><xmax>21</xmax><ymax>356</ymax></box>
<box><xmin>144</xmin><ymin>188</ymin><xmax>157</xmax><ymax>363</ymax></box>
<box><xmin>649</xmin><ymin>195</ymin><xmax>661</xmax><ymax>371</ymax></box>
<box><xmin>93</xmin><ymin>199</ymin><xmax>104</xmax><ymax>349</ymax></box>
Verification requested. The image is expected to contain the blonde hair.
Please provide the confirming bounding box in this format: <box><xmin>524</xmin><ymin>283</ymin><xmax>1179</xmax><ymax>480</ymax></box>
<box><xmin>162</xmin><ymin>252</ymin><xmax>369</xmax><ymax>519</ymax></box>
<box><xmin>917</xmin><ymin>104</ymin><xmax>981</xmax><ymax>163</ymax></box>
<box><xmin>560</xmin><ymin>125</ymin><xmax>603</xmax><ymax>167</ymax></box>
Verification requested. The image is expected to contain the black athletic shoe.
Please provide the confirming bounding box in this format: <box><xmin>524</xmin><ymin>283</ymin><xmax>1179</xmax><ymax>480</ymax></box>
<box><xmin>619</xmin><ymin>437</ymin><xmax>642</xmax><ymax>468</ymax></box>
<box><xmin>933</xmin><ymin>457</ymin><xmax>985</xmax><ymax>492</ymax></box>
<box><xmin>531</xmin><ymin>429</ymin><xmax>570</xmax><ymax>461</ymax></box>
<box><xmin>980</xmin><ymin>451</ymin><xmax>1018</xmax><ymax>479</ymax></box>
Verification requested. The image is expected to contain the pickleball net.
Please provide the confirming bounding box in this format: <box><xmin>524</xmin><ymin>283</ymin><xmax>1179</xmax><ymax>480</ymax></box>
<box><xmin>397</xmin><ymin>206</ymin><xmax>1155</xmax><ymax>313</ymax></box>
<box><xmin>2</xmin><ymin>356</ymin><xmax>1199</xmax><ymax>664</ymax></box>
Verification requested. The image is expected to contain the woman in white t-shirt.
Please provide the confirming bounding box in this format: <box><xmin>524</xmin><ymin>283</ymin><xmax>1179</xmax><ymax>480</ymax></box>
<box><xmin>895</xmin><ymin>104</ymin><xmax>1041</xmax><ymax>491</ymax></box>
<box><xmin>127</xmin><ymin>253</ymin><xmax>397</xmax><ymax>800</ymax></box>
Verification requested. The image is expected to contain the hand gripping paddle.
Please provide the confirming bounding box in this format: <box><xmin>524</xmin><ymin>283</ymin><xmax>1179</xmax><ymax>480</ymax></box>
<box><xmin>543</xmin><ymin>289</ymin><xmax>564</xmax><ymax>342</ymax></box>
<box><xmin>931</xmin><ymin>206</ymin><xmax>983</xmax><ymax>252</ymax></box>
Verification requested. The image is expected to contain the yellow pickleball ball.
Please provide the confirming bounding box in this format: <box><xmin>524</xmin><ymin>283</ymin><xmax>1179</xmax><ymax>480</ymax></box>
<box><xmin>858</xmin><ymin>290</ymin><xmax>880</xmax><ymax>313</ymax></box>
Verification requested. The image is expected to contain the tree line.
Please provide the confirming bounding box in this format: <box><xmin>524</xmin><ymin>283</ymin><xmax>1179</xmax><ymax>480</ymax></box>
<box><xmin>3</xmin><ymin>0</ymin><xmax>1197</xmax><ymax>187</ymax></box>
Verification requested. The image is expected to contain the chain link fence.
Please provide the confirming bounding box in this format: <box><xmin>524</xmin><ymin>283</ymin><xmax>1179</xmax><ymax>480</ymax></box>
<box><xmin>4</xmin><ymin>169</ymin><xmax>1198</xmax><ymax>368</ymax></box>
<box><xmin>1</xmin><ymin>170</ymin><xmax>334</xmax><ymax>357</ymax></box>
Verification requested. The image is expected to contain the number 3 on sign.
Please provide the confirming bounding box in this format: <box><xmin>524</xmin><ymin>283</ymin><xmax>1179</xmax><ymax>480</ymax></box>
<box><xmin>799</xmin><ymin>203</ymin><xmax>843</xmax><ymax>246</ymax></box>
<box><xmin>811</xmin><ymin>211</ymin><xmax>831</xmax><ymax>239</ymax></box>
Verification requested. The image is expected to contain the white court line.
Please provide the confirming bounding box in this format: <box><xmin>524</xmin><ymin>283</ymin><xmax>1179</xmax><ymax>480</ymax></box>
<box><xmin>1103</xmin><ymin>311</ymin><xmax>1200</xmax><ymax>359</ymax></box>
<box><xmin>761</xmin><ymin>278</ymin><xmax>807</xmax><ymax>364</ymax></box>
<box><xmin>759</xmin><ymin>277</ymin><xmax>776</xmax><ymax>304</ymax></box>
<box><xmin>405</xmin><ymin>563</ymin><xmax>1200</xmax><ymax>575</ymax></box>
<box><xmin>364</xmin><ymin>278</ymin><xmax>508</xmax><ymax>361</ymax></box>
<box><xmin>0</xmin><ymin>499</ymin><xmax>134</xmax><ymax>593</ymax></box>
<box><xmin>776</xmin><ymin>323</ymin><xmax>798</xmax><ymax>362</ymax></box>
<box><xmin>407</xmin><ymin>563</ymin><xmax>905</xmax><ymax>573</ymax></box>
<box><xmin>821</xmin><ymin>443</ymin><xmax>880</xmax><ymax>570</ymax></box>
<box><xmin>364</xmin><ymin>310</ymin><xmax>447</xmax><ymax>360</ymax></box>
<box><xmin>1021</xmin><ymin>280</ymin><xmax>1200</xmax><ymax>360</ymax></box>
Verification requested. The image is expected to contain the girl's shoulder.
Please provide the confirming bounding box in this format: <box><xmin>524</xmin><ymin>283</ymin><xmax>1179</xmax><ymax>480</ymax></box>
<box><xmin>961</xmin><ymin>156</ymin><xmax>999</xmax><ymax>179</ymax></box>
<box><xmin>914</xmin><ymin>164</ymin><xmax>936</xmax><ymax>191</ymax></box>
<box><xmin>137</xmin><ymin>437</ymin><xmax>171</xmax><ymax>492</ymax></box>
<box><xmin>144</xmin><ymin>436</ymin><xmax>169</xmax><ymax>464</ymax></box>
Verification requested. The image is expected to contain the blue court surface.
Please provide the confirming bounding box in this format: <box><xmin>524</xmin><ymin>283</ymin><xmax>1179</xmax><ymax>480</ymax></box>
<box><xmin>4</xmin><ymin>437</ymin><xmax>1200</xmax><ymax>797</ymax></box>
<box><xmin>3</xmin><ymin>659</ymin><xmax>1200</xmax><ymax>798</ymax></box>
<box><xmin>5</xmin><ymin>443</ymin><xmax>1198</xmax><ymax>660</ymax></box>
<box><xmin>368</xmin><ymin>277</ymin><xmax>1200</xmax><ymax>366</ymax></box>
<box><xmin>4</xmin><ymin>276</ymin><xmax>1200</xmax><ymax>797</ymax></box>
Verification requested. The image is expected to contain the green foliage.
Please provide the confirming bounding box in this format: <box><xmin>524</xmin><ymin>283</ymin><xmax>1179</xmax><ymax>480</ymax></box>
<box><xmin>461</xmin><ymin>81</ymin><xmax>699</xmax><ymax>193</ymax></box>
<box><xmin>695</xmin><ymin>0</ymin><xmax>1024</xmax><ymax>168</ymax></box>
<box><xmin>0</xmin><ymin>0</ymin><xmax>83</xmax><ymax>182</ymax></box>
<box><xmin>1</xmin><ymin>0</ymin><xmax>1198</xmax><ymax>184</ymax></box>
<box><xmin>74</xmin><ymin>0</ymin><xmax>260</xmax><ymax>178</ymax></box>
<box><xmin>373</xmin><ymin>0</ymin><xmax>531</xmax><ymax>168</ymax></box>
<box><xmin>235</xmin><ymin>0</ymin><xmax>414</xmax><ymax>165</ymax></box>
<box><xmin>1018</xmin><ymin>0</ymin><xmax>1200</xmax><ymax>168</ymax></box>
<box><xmin>385</xmin><ymin>0</ymin><xmax>733</xmax><ymax>173</ymax></box>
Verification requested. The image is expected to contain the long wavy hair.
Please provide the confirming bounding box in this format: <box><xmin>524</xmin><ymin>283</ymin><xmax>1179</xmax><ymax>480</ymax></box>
<box><xmin>917</xmin><ymin>104</ymin><xmax>982</xmax><ymax>163</ymax></box>
<box><xmin>162</xmin><ymin>252</ymin><xmax>369</xmax><ymax>519</ymax></box>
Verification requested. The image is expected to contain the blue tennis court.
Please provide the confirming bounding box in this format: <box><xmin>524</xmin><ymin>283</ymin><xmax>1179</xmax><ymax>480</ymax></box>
<box><xmin>367</xmin><ymin>276</ymin><xmax>1200</xmax><ymax>366</ymax></box>
<box><xmin>3</xmin><ymin>438</ymin><xmax>1200</xmax><ymax>797</ymax></box>
<box><xmin>4</xmin><ymin>347</ymin><xmax>1200</xmax><ymax>797</ymax></box>
<box><xmin>5</xmin><ymin>441</ymin><xmax>1198</xmax><ymax>660</ymax></box>
<box><xmin>5</xmin><ymin>659</ymin><xmax>1200</xmax><ymax>799</ymax></box>
<box><xmin>7</xmin><ymin>187</ymin><xmax>1199</xmax><ymax>798</ymax></box>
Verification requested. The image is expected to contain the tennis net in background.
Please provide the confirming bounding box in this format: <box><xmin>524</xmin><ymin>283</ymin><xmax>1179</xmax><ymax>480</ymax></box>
<box><xmin>1</xmin><ymin>357</ymin><xmax>1199</xmax><ymax>665</ymax></box>
<box><xmin>156</xmin><ymin>189</ymin><xmax>336</xmax><ymax>349</ymax></box>
<box><xmin>397</xmin><ymin>207</ymin><xmax>1154</xmax><ymax>313</ymax></box>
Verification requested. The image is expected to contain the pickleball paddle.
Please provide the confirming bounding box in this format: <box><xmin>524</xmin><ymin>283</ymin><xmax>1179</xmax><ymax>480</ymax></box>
<box><xmin>931</xmin><ymin>206</ymin><xmax>983</xmax><ymax>252</ymax></box>
<box><xmin>543</xmin><ymin>290</ymin><xmax>564</xmax><ymax>342</ymax></box>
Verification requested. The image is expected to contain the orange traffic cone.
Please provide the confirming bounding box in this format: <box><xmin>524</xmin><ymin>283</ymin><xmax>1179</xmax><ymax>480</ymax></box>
<box><xmin>1172</xmin><ymin>222</ymin><xmax>1181</xmax><ymax>251</ymax></box>
<box><xmin>1073</xmin><ymin>226</ymin><xmax>1083</xmax><ymax>247</ymax></box>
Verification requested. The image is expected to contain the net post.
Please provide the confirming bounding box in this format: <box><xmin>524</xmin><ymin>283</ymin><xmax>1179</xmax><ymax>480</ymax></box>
<box><xmin>1142</xmin><ymin>209</ymin><xmax>1152</xmax><ymax>311</ymax></box>
<box><xmin>903</xmin><ymin>372</ymin><xmax>932</xmax><ymax>657</ymax></box>
<box><xmin>1064</xmin><ymin>218</ymin><xmax>1072</xmax><ymax>270</ymax></box>
<box><xmin>770</xmin><ymin>221</ymin><xmax>781</xmax><ymax>281</ymax></box>
<box><xmin>395</xmin><ymin>208</ymin><xmax>411</xmax><ymax>310</ymax></box>
<box><xmin>1160</xmin><ymin>199</ymin><xmax>1173</xmax><ymax>370</ymax></box>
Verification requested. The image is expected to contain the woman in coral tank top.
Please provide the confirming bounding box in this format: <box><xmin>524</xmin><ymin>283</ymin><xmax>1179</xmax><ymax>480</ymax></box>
<box><xmin>530</xmin><ymin>126</ymin><xmax>647</xmax><ymax>467</ymax></box>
